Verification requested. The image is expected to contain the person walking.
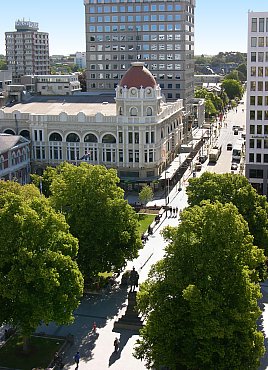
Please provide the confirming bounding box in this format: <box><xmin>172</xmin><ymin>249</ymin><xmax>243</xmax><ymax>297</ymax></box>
<box><xmin>92</xmin><ymin>321</ymin><xmax>97</xmax><ymax>333</ymax></box>
<box><xmin>74</xmin><ymin>351</ymin><xmax>80</xmax><ymax>367</ymax></box>
<box><xmin>114</xmin><ymin>337</ymin><xmax>119</xmax><ymax>352</ymax></box>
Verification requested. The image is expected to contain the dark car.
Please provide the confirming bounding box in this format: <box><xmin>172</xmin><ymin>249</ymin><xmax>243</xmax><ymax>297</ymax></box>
<box><xmin>231</xmin><ymin>162</ymin><xmax>238</xmax><ymax>170</ymax></box>
<box><xmin>227</xmin><ymin>143</ymin><xmax>233</xmax><ymax>151</ymax></box>
<box><xmin>198</xmin><ymin>155</ymin><xmax>208</xmax><ymax>164</ymax></box>
<box><xmin>234</xmin><ymin>129</ymin><xmax>239</xmax><ymax>135</ymax></box>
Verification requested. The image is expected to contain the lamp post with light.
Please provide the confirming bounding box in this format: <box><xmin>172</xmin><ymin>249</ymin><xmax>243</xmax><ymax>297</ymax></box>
<box><xmin>165</xmin><ymin>170</ymin><xmax>170</xmax><ymax>216</ymax></box>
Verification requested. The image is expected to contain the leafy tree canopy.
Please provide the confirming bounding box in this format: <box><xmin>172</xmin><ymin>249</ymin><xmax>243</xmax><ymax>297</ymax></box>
<box><xmin>186</xmin><ymin>172</ymin><xmax>268</xmax><ymax>255</ymax></box>
<box><xmin>135</xmin><ymin>202</ymin><xmax>265</xmax><ymax>370</ymax></box>
<box><xmin>46</xmin><ymin>162</ymin><xmax>142</xmax><ymax>278</ymax></box>
<box><xmin>0</xmin><ymin>181</ymin><xmax>83</xmax><ymax>337</ymax></box>
<box><xmin>221</xmin><ymin>79</ymin><xmax>244</xmax><ymax>100</ymax></box>
<box><xmin>139</xmin><ymin>185</ymin><xmax>154</xmax><ymax>205</ymax></box>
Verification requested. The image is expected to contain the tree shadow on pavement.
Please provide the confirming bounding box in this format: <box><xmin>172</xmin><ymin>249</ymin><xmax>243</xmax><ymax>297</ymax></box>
<box><xmin>39</xmin><ymin>285</ymin><xmax>129</xmax><ymax>369</ymax></box>
<box><xmin>108</xmin><ymin>329</ymin><xmax>136</xmax><ymax>367</ymax></box>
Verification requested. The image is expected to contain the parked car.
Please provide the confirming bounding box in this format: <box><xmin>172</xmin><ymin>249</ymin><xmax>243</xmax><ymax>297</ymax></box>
<box><xmin>241</xmin><ymin>132</ymin><xmax>246</xmax><ymax>139</ymax></box>
<box><xmin>231</xmin><ymin>162</ymin><xmax>238</xmax><ymax>170</ymax></box>
<box><xmin>232</xmin><ymin>125</ymin><xmax>243</xmax><ymax>131</ymax></box>
<box><xmin>227</xmin><ymin>143</ymin><xmax>233</xmax><ymax>151</ymax></box>
<box><xmin>198</xmin><ymin>154</ymin><xmax>208</xmax><ymax>164</ymax></box>
<box><xmin>195</xmin><ymin>161</ymin><xmax>202</xmax><ymax>171</ymax></box>
<box><xmin>234</xmin><ymin>129</ymin><xmax>239</xmax><ymax>135</ymax></box>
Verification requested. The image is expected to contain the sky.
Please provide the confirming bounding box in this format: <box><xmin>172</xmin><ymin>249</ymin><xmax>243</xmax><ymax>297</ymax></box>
<box><xmin>0</xmin><ymin>0</ymin><xmax>268</xmax><ymax>56</ymax></box>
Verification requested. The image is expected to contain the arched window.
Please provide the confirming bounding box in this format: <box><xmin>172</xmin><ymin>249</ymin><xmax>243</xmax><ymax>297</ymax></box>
<box><xmin>130</xmin><ymin>107</ymin><xmax>138</xmax><ymax>116</ymax></box>
<box><xmin>146</xmin><ymin>107</ymin><xmax>153</xmax><ymax>116</ymax></box>
<box><xmin>66</xmin><ymin>133</ymin><xmax>80</xmax><ymax>142</ymax></box>
<box><xmin>20</xmin><ymin>130</ymin><xmax>30</xmax><ymax>140</ymax></box>
<box><xmin>84</xmin><ymin>133</ymin><xmax>98</xmax><ymax>143</ymax></box>
<box><xmin>4</xmin><ymin>129</ymin><xmax>15</xmax><ymax>135</ymax></box>
<box><xmin>102</xmin><ymin>134</ymin><xmax>116</xmax><ymax>143</ymax></box>
<box><xmin>49</xmin><ymin>132</ymin><xmax>62</xmax><ymax>141</ymax></box>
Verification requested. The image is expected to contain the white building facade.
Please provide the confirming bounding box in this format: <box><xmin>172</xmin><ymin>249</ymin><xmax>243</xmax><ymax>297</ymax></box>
<box><xmin>0</xmin><ymin>63</ymin><xmax>185</xmax><ymax>185</ymax></box>
<box><xmin>246</xmin><ymin>12</ymin><xmax>268</xmax><ymax>195</ymax></box>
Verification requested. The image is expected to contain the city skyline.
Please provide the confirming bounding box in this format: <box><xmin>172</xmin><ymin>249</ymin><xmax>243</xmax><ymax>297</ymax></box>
<box><xmin>0</xmin><ymin>0</ymin><xmax>268</xmax><ymax>57</ymax></box>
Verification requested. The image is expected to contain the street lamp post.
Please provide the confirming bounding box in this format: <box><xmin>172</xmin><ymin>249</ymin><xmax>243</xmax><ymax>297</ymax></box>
<box><xmin>165</xmin><ymin>170</ymin><xmax>170</xmax><ymax>216</ymax></box>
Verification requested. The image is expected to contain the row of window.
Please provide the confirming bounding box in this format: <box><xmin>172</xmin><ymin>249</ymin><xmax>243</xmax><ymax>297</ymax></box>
<box><xmin>249</xmin><ymin>138</ymin><xmax>268</xmax><ymax>148</ymax></box>
<box><xmin>34</xmin><ymin>145</ymin><xmax>156</xmax><ymax>164</ymax></box>
<box><xmin>250</xmin><ymin>52</ymin><xmax>268</xmax><ymax>63</ymax></box>
<box><xmin>249</xmin><ymin>111</ymin><xmax>268</xmax><ymax>120</ymax></box>
<box><xmin>89</xmin><ymin>44</ymin><xmax>182</xmax><ymax>52</ymax></box>
<box><xmin>90</xmin><ymin>63</ymin><xmax>182</xmax><ymax>70</ymax></box>
<box><xmin>251</xmin><ymin>66</ymin><xmax>268</xmax><ymax>76</ymax></box>
<box><xmin>88</xmin><ymin>4</ymin><xmax>182</xmax><ymax>13</ymax></box>
<box><xmin>89</xmin><ymin>33</ymin><xmax>182</xmax><ymax>42</ymax></box>
<box><xmin>249</xmin><ymin>124</ymin><xmax>268</xmax><ymax>134</ymax></box>
<box><xmin>251</xmin><ymin>36</ymin><xmax>268</xmax><ymax>48</ymax></box>
<box><xmin>248</xmin><ymin>153</ymin><xmax>268</xmax><ymax>164</ymax></box>
<box><xmin>89</xmin><ymin>14</ymin><xmax>181</xmax><ymax>23</ymax></box>
<box><xmin>251</xmin><ymin>17</ymin><xmax>268</xmax><ymax>33</ymax></box>
<box><xmin>89</xmin><ymin>24</ymin><xmax>182</xmax><ymax>33</ymax></box>
<box><xmin>250</xmin><ymin>96</ymin><xmax>268</xmax><ymax>105</ymax></box>
<box><xmin>250</xmin><ymin>81</ymin><xmax>268</xmax><ymax>92</ymax></box>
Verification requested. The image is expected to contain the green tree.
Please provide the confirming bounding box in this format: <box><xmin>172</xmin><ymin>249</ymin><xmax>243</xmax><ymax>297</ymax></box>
<box><xmin>139</xmin><ymin>185</ymin><xmax>154</xmax><ymax>205</ymax></box>
<box><xmin>0</xmin><ymin>181</ymin><xmax>83</xmax><ymax>351</ymax></box>
<box><xmin>135</xmin><ymin>202</ymin><xmax>265</xmax><ymax>369</ymax></box>
<box><xmin>221</xmin><ymin>79</ymin><xmax>244</xmax><ymax>100</ymax></box>
<box><xmin>48</xmin><ymin>162</ymin><xmax>142</xmax><ymax>278</ymax></box>
<box><xmin>236</xmin><ymin>63</ymin><xmax>247</xmax><ymax>81</ymax></box>
<box><xmin>186</xmin><ymin>172</ymin><xmax>268</xmax><ymax>254</ymax></box>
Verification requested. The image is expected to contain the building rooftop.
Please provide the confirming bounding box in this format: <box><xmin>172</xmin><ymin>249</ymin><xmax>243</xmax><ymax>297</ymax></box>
<box><xmin>2</xmin><ymin>95</ymin><xmax>117</xmax><ymax>116</ymax></box>
<box><xmin>0</xmin><ymin>134</ymin><xmax>29</xmax><ymax>154</ymax></box>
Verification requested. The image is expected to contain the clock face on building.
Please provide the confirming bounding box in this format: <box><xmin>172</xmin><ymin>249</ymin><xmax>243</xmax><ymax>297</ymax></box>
<box><xmin>147</xmin><ymin>88</ymin><xmax>152</xmax><ymax>95</ymax></box>
<box><xmin>131</xmin><ymin>88</ymin><xmax>136</xmax><ymax>95</ymax></box>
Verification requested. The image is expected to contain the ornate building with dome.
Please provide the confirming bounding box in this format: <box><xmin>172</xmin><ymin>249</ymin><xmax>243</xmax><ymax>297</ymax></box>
<box><xmin>0</xmin><ymin>62</ymin><xmax>191</xmax><ymax>187</ymax></box>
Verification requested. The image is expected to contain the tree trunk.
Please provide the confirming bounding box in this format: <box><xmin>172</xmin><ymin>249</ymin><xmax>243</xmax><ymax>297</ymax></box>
<box><xmin>23</xmin><ymin>335</ymin><xmax>30</xmax><ymax>353</ymax></box>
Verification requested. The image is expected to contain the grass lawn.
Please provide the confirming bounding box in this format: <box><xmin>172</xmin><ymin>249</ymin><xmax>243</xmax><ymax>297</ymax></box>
<box><xmin>0</xmin><ymin>334</ymin><xmax>64</xmax><ymax>370</ymax></box>
<box><xmin>138</xmin><ymin>213</ymin><xmax>156</xmax><ymax>235</ymax></box>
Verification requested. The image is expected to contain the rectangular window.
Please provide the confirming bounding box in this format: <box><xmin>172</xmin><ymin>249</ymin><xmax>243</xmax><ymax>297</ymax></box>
<box><xmin>258</xmin><ymin>96</ymin><xmax>263</xmax><ymax>105</ymax></box>
<box><xmin>257</xmin><ymin>111</ymin><xmax>263</xmax><ymax>120</ymax></box>
<box><xmin>250</xmin><ymin>96</ymin><xmax>255</xmax><ymax>105</ymax></box>
<box><xmin>250</xmin><ymin>81</ymin><xmax>256</xmax><ymax>91</ymax></box>
<box><xmin>134</xmin><ymin>132</ymin><xmax>139</xmax><ymax>144</ymax></box>
<box><xmin>250</xmin><ymin>111</ymin><xmax>255</xmax><ymax>120</ymax></box>
<box><xmin>257</xmin><ymin>125</ymin><xmax>262</xmax><ymax>134</ymax></box>
<box><xmin>250</xmin><ymin>125</ymin><xmax>255</xmax><ymax>134</ymax></box>
<box><xmin>252</xmin><ymin>18</ymin><xmax>257</xmax><ymax>32</ymax></box>
<box><xmin>128</xmin><ymin>150</ymin><xmax>133</xmax><ymax>163</ymax></box>
<box><xmin>259</xmin><ymin>18</ymin><xmax>265</xmax><ymax>32</ymax></box>
<box><xmin>249</xmin><ymin>153</ymin><xmax>254</xmax><ymax>162</ymax></box>
<box><xmin>258</xmin><ymin>81</ymin><xmax>263</xmax><ymax>91</ymax></box>
<box><xmin>135</xmin><ymin>150</ymin><xmax>139</xmax><ymax>163</ymax></box>
<box><xmin>256</xmin><ymin>153</ymin><xmax>262</xmax><ymax>163</ymax></box>
<box><xmin>257</xmin><ymin>139</ymin><xmax>262</xmax><ymax>148</ymax></box>
<box><xmin>128</xmin><ymin>132</ymin><xmax>133</xmax><ymax>144</ymax></box>
<box><xmin>250</xmin><ymin>139</ymin><xmax>255</xmax><ymax>148</ymax></box>
<box><xmin>251</xmin><ymin>37</ymin><xmax>257</xmax><ymax>47</ymax></box>
<box><xmin>151</xmin><ymin>132</ymin><xmax>155</xmax><ymax>143</ymax></box>
<box><xmin>251</xmin><ymin>67</ymin><xmax>256</xmax><ymax>76</ymax></box>
<box><xmin>119</xmin><ymin>149</ymin><xmax>123</xmax><ymax>162</ymax></box>
<box><xmin>119</xmin><ymin>131</ymin><xmax>123</xmax><ymax>143</ymax></box>
<box><xmin>251</xmin><ymin>52</ymin><xmax>256</xmax><ymax>62</ymax></box>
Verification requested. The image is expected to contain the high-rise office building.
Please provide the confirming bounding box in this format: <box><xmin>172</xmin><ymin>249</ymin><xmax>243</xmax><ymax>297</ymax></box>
<box><xmin>84</xmin><ymin>0</ymin><xmax>195</xmax><ymax>104</ymax></box>
<box><xmin>5</xmin><ymin>20</ymin><xmax>50</xmax><ymax>83</ymax></box>
<box><xmin>246</xmin><ymin>11</ymin><xmax>268</xmax><ymax>195</ymax></box>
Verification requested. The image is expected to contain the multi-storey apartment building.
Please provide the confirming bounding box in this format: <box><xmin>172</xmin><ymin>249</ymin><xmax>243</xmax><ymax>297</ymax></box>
<box><xmin>246</xmin><ymin>12</ymin><xmax>268</xmax><ymax>195</ymax></box>
<box><xmin>5</xmin><ymin>20</ymin><xmax>50</xmax><ymax>83</ymax></box>
<box><xmin>84</xmin><ymin>0</ymin><xmax>195</xmax><ymax>105</ymax></box>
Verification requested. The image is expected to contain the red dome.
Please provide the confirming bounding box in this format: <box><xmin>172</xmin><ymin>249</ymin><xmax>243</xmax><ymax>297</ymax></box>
<box><xmin>120</xmin><ymin>62</ymin><xmax>157</xmax><ymax>89</ymax></box>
